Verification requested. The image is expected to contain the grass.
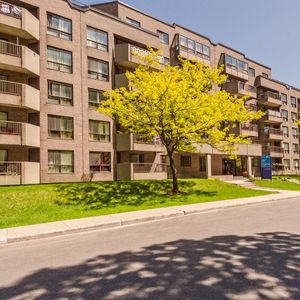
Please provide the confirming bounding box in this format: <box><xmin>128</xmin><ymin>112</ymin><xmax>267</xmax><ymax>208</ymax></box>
<box><xmin>0</xmin><ymin>179</ymin><xmax>271</xmax><ymax>229</ymax></box>
<box><xmin>255</xmin><ymin>179</ymin><xmax>300</xmax><ymax>191</ymax></box>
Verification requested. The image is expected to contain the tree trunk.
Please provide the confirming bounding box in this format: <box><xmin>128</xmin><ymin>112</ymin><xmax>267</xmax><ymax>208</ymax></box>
<box><xmin>168</xmin><ymin>152</ymin><xmax>179</xmax><ymax>194</ymax></box>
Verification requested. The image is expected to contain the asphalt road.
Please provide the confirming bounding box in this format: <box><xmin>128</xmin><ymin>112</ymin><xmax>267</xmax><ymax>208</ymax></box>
<box><xmin>0</xmin><ymin>198</ymin><xmax>300</xmax><ymax>300</ymax></box>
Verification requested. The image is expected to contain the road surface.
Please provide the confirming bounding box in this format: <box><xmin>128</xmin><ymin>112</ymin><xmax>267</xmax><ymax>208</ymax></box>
<box><xmin>0</xmin><ymin>198</ymin><xmax>300</xmax><ymax>299</ymax></box>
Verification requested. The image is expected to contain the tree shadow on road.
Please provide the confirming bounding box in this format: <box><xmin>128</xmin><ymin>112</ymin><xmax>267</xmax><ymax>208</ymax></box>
<box><xmin>1</xmin><ymin>232</ymin><xmax>299</xmax><ymax>299</ymax></box>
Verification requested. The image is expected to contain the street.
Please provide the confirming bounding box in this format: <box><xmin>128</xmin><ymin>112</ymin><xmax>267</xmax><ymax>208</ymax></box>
<box><xmin>0</xmin><ymin>198</ymin><xmax>300</xmax><ymax>300</ymax></box>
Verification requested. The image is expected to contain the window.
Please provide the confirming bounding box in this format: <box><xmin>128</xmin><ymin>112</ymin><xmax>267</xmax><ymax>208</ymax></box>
<box><xmin>157</xmin><ymin>30</ymin><xmax>169</xmax><ymax>44</ymax></box>
<box><xmin>159</xmin><ymin>56</ymin><xmax>169</xmax><ymax>65</ymax></box>
<box><xmin>294</xmin><ymin>159</ymin><xmax>299</xmax><ymax>170</ymax></box>
<box><xmin>0</xmin><ymin>74</ymin><xmax>8</xmax><ymax>81</ymax></box>
<box><xmin>291</xmin><ymin>96</ymin><xmax>297</xmax><ymax>108</ymax></box>
<box><xmin>292</xmin><ymin>127</ymin><xmax>298</xmax><ymax>139</ymax></box>
<box><xmin>179</xmin><ymin>35</ymin><xmax>210</xmax><ymax>59</ymax></box>
<box><xmin>88</xmin><ymin>89</ymin><xmax>106</xmax><ymax>108</ymax></box>
<box><xmin>262</xmin><ymin>73</ymin><xmax>269</xmax><ymax>78</ymax></box>
<box><xmin>281</xmin><ymin>93</ymin><xmax>287</xmax><ymax>105</ymax></box>
<box><xmin>293</xmin><ymin>144</ymin><xmax>299</xmax><ymax>154</ymax></box>
<box><xmin>87</xmin><ymin>27</ymin><xmax>108</xmax><ymax>52</ymax></box>
<box><xmin>48</xmin><ymin>150</ymin><xmax>74</xmax><ymax>173</ymax></box>
<box><xmin>225</xmin><ymin>55</ymin><xmax>248</xmax><ymax>74</ymax></box>
<box><xmin>283</xmin><ymin>126</ymin><xmax>289</xmax><ymax>138</ymax></box>
<box><xmin>126</xmin><ymin>17</ymin><xmax>140</xmax><ymax>27</ymax></box>
<box><xmin>199</xmin><ymin>156</ymin><xmax>206</xmax><ymax>172</ymax></box>
<box><xmin>281</xmin><ymin>110</ymin><xmax>288</xmax><ymax>121</ymax></box>
<box><xmin>181</xmin><ymin>155</ymin><xmax>191</xmax><ymax>167</ymax></box>
<box><xmin>291</xmin><ymin>112</ymin><xmax>298</xmax><ymax>122</ymax></box>
<box><xmin>249</xmin><ymin>67</ymin><xmax>255</xmax><ymax>77</ymax></box>
<box><xmin>89</xmin><ymin>152</ymin><xmax>111</xmax><ymax>172</ymax></box>
<box><xmin>47</xmin><ymin>13</ymin><xmax>72</xmax><ymax>40</ymax></box>
<box><xmin>161</xmin><ymin>155</ymin><xmax>167</xmax><ymax>164</ymax></box>
<box><xmin>283</xmin><ymin>159</ymin><xmax>290</xmax><ymax>171</ymax></box>
<box><xmin>283</xmin><ymin>143</ymin><xmax>289</xmax><ymax>154</ymax></box>
<box><xmin>0</xmin><ymin>149</ymin><xmax>8</xmax><ymax>173</ymax></box>
<box><xmin>48</xmin><ymin>115</ymin><xmax>73</xmax><ymax>139</ymax></box>
<box><xmin>48</xmin><ymin>81</ymin><xmax>73</xmax><ymax>106</ymax></box>
<box><xmin>89</xmin><ymin>120</ymin><xmax>110</xmax><ymax>142</ymax></box>
<box><xmin>88</xmin><ymin>58</ymin><xmax>109</xmax><ymax>81</ymax></box>
<box><xmin>130</xmin><ymin>154</ymin><xmax>144</xmax><ymax>163</ymax></box>
<box><xmin>47</xmin><ymin>47</ymin><xmax>72</xmax><ymax>73</ymax></box>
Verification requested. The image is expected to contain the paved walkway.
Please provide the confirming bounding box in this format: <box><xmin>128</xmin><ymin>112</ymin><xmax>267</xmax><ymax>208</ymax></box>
<box><xmin>1</xmin><ymin>185</ymin><xmax>300</xmax><ymax>244</ymax></box>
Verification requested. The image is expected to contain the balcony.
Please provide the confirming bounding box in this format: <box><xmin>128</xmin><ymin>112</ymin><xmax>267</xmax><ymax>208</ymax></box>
<box><xmin>240</xmin><ymin>124</ymin><xmax>258</xmax><ymax>137</ymax></box>
<box><xmin>117</xmin><ymin>163</ymin><xmax>168</xmax><ymax>180</ymax></box>
<box><xmin>115</xmin><ymin>43</ymin><xmax>166</xmax><ymax>70</ymax></box>
<box><xmin>262</xmin><ymin>110</ymin><xmax>282</xmax><ymax>124</ymax></box>
<box><xmin>116</xmin><ymin>133</ymin><xmax>166</xmax><ymax>152</ymax></box>
<box><xmin>263</xmin><ymin>146</ymin><xmax>284</xmax><ymax>158</ymax></box>
<box><xmin>0</xmin><ymin>161</ymin><xmax>40</xmax><ymax>185</ymax></box>
<box><xmin>0</xmin><ymin>40</ymin><xmax>40</xmax><ymax>76</ymax></box>
<box><xmin>0</xmin><ymin>121</ymin><xmax>40</xmax><ymax>147</ymax></box>
<box><xmin>264</xmin><ymin>128</ymin><xmax>284</xmax><ymax>140</ymax></box>
<box><xmin>257</xmin><ymin>91</ymin><xmax>281</xmax><ymax>107</ymax></box>
<box><xmin>0</xmin><ymin>1</ymin><xmax>39</xmax><ymax>41</ymax></box>
<box><xmin>223</xmin><ymin>81</ymin><xmax>256</xmax><ymax>98</ymax></box>
<box><xmin>0</xmin><ymin>80</ymin><xmax>40</xmax><ymax>111</ymax></box>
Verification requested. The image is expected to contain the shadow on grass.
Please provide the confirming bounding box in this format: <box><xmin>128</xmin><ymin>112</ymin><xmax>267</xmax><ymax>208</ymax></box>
<box><xmin>1</xmin><ymin>232</ymin><xmax>299</xmax><ymax>299</ymax></box>
<box><xmin>55</xmin><ymin>180</ymin><xmax>216</xmax><ymax>210</ymax></box>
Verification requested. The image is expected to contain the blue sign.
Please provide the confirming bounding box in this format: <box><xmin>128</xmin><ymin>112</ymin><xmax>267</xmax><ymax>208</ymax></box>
<box><xmin>261</xmin><ymin>155</ymin><xmax>272</xmax><ymax>179</ymax></box>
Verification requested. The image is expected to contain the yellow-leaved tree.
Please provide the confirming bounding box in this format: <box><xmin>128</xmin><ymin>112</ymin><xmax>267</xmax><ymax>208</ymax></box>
<box><xmin>99</xmin><ymin>52</ymin><xmax>264</xmax><ymax>194</ymax></box>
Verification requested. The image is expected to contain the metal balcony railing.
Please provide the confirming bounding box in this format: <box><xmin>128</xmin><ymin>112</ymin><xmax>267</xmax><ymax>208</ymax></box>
<box><xmin>132</xmin><ymin>163</ymin><xmax>167</xmax><ymax>173</ymax></box>
<box><xmin>0</xmin><ymin>120</ymin><xmax>22</xmax><ymax>135</ymax></box>
<box><xmin>264</xmin><ymin>146</ymin><xmax>284</xmax><ymax>153</ymax></box>
<box><xmin>0</xmin><ymin>1</ymin><xmax>22</xmax><ymax>19</ymax></box>
<box><xmin>0</xmin><ymin>40</ymin><xmax>21</xmax><ymax>57</ymax></box>
<box><xmin>0</xmin><ymin>161</ymin><xmax>21</xmax><ymax>175</ymax></box>
<box><xmin>266</xmin><ymin>128</ymin><xmax>283</xmax><ymax>136</ymax></box>
<box><xmin>266</xmin><ymin>110</ymin><xmax>282</xmax><ymax>118</ymax></box>
<box><xmin>0</xmin><ymin>80</ymin><xmax>21</xmax><ymax>96</ymax></box>
<box><xmin>241</xmin><ymin>124</ymin><xmax>258</xmax><ymax>132</ymax></box>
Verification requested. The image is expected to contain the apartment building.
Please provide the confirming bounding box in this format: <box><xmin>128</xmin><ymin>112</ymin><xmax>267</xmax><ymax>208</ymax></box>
<box><xmin>0</xmin><ymin>0</ymin><xmax>299</xmax><ymax>185</ymax></box>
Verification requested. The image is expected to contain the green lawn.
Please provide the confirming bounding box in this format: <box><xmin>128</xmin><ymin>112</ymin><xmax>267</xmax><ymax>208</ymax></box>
<box><xmin>255</xmin><ymin>179</ymin><xmax>300</xmax><ymax>191</ymax></box>
<box><xmin>0</xmin><ymin>179</ymin><xmax>271</xmax><ymax>229</ymax></box>
<box><xmin>274</xmin><ymin>175</ymin><xmax>300</xmax><ymax>181</ymax></box>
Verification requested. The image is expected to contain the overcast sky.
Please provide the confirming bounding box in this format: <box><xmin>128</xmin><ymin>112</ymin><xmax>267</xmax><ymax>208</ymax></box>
<box><xmin>82</xmin><ymin>0</ymin><xmax>300</xmax><ymax>87</ymax></box>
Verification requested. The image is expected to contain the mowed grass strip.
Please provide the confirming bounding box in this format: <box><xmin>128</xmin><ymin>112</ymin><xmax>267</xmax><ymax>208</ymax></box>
<box><xmin>0</xmin><ymin>179</ymin><xmax>271</xmax><ymax>229</ymax></box>
<box><xmin>255</xmin><ymin>179</ymin><xmax>300</xmax><ymax>191</ymax></box>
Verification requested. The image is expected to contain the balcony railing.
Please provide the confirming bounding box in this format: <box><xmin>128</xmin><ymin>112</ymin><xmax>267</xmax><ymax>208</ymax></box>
<box><xmin>266</xmin><ymin>110</ymin><xmax>282</xmax><ymax>118</ymax></box>
<box><xmin>0</xmin><ymin>80</ymin><xmax>21</xmax><ymax>96</ymax></box>
<box><xmin>0</xmin><ymin>120</ymin><xmax>21</xmax><ymax>135</ymax></box>
<box><xmin>0</xmin><ymin>40</ymin><xmax>21</xmax><ymax>57</ymax></box>
<box><xmin>0</xmin><ymin>161</ymin><xmax>21</xmax><ymax>175</ymax></box>
<box><xmin>132</xmin><ymin>163</ymin><xmax>167</xmax><ymax>173</ymax></box>
<box><xmin>257</xmin><ymin>91</ymin><xmax>281</xmax><ymax>101</ymax></box>
<box><xmin>239</xmin><ymin>83</ymin><xmax>256</xmax><ymax>93</ymax></box>
<box><xmin>241</xmin><ymin>124</ymin><xmax>258</xmax><ymax>132</ymax></box>
<box><xmin>0</xmin><ymin>1</ymin><xmax>22</xmax><ymax>19</ymax></box>
<box><xmin>266</xmin><ymin>128</ymin><xmax>283</xmax><ymax>136</ymax></box>
<box><xmin>264</xmin><ymin>146</ymin><xmax>284</xmax><ymax>154</ymax></box>
<box><xmin>133</xmin><ymin>135</ymin><xmax>162</xmax><ymax>145</ymax></box>
<box><xmin>244</xmin><ymin>103</ymin><xmax>258</xmax><ymax>111</ymax></box>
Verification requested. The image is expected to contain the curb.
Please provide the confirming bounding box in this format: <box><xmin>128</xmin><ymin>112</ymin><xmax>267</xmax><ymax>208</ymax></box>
<box><xmin>1</xmin><ymin>193</ymin><xmax>299</xmax><ymax>244</ymax></box>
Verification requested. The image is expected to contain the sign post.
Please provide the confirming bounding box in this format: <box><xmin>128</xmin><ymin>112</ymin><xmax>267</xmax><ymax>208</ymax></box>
<box><xmin>261</xmin><ymin>155</ymin><xmax>272</xmax><ymax>179</ymax></box>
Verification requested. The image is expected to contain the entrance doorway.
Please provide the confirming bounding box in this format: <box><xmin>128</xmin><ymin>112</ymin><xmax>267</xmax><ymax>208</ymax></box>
<box><xmin>222</xmin><ymin>156</ymin><xmax>247</xmax><ymax>176</ymax></box>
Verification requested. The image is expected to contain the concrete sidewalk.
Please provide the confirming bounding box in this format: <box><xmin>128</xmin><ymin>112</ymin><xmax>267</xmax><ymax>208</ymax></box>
<box><xmin>1</xmin><ymin>189</ymin><xmax>300</xmax><ymax>244</ymax></box>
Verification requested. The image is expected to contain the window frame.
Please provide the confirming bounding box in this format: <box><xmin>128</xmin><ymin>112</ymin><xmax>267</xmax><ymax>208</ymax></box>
<box><xmin>47</xmin><ymin>13</ymin><xmax>72</xmax><ymax>41</ymax></box>
<box><xmin>86</xmin><ymin>26</ymin><xmax>108</xmax><ymax>52</ymax></box>
<box><xmin>87</xmin><ymin>57</ymin><xmax>109</xmax><ymax>81</ymax></box>
<box><xmin>89</xmin><ymin>151</ymin><xmax>111</xmax><ymax>172</ymax></box>
<box><xmin>48</xmin><ymin>150</ymin><xmax>74</xmax><ymax>174</ymax></box>
<box><xmin>88</xmin><ymin>88</ymin><xmax>106</xmax><ymax>108</ymax></box>
<box><xmin>89</xmin><ymin>120</ymin><xmax>111</xmax><ymax>142</ymax></box>
<box><xmin>126</xmin><ymin>17</ymin><xmax>141</xmax><ymax>27</ymax></box>
<box><xmin>47</xmin><ymin>46</ymin><xmax>73</xmax><ymax>73</ymax></box>
<box><xmin>180</xmin><ymin>155</ymin><xmax>192</xmax><ymax>167</ymax></box>
<box><xmin>48</xmin><ymin>80</ymin><xmax>73</xmax><ymax>106</ymax></box>
<box><xmin>157</xmin><ymin>30</ymin><xmax>169</xmax><ymax>44</ymax></box>
<box><xmin>48</xmin><ymin>115</ymin><xmax>74</xmax><ymax>140</ymax></box>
